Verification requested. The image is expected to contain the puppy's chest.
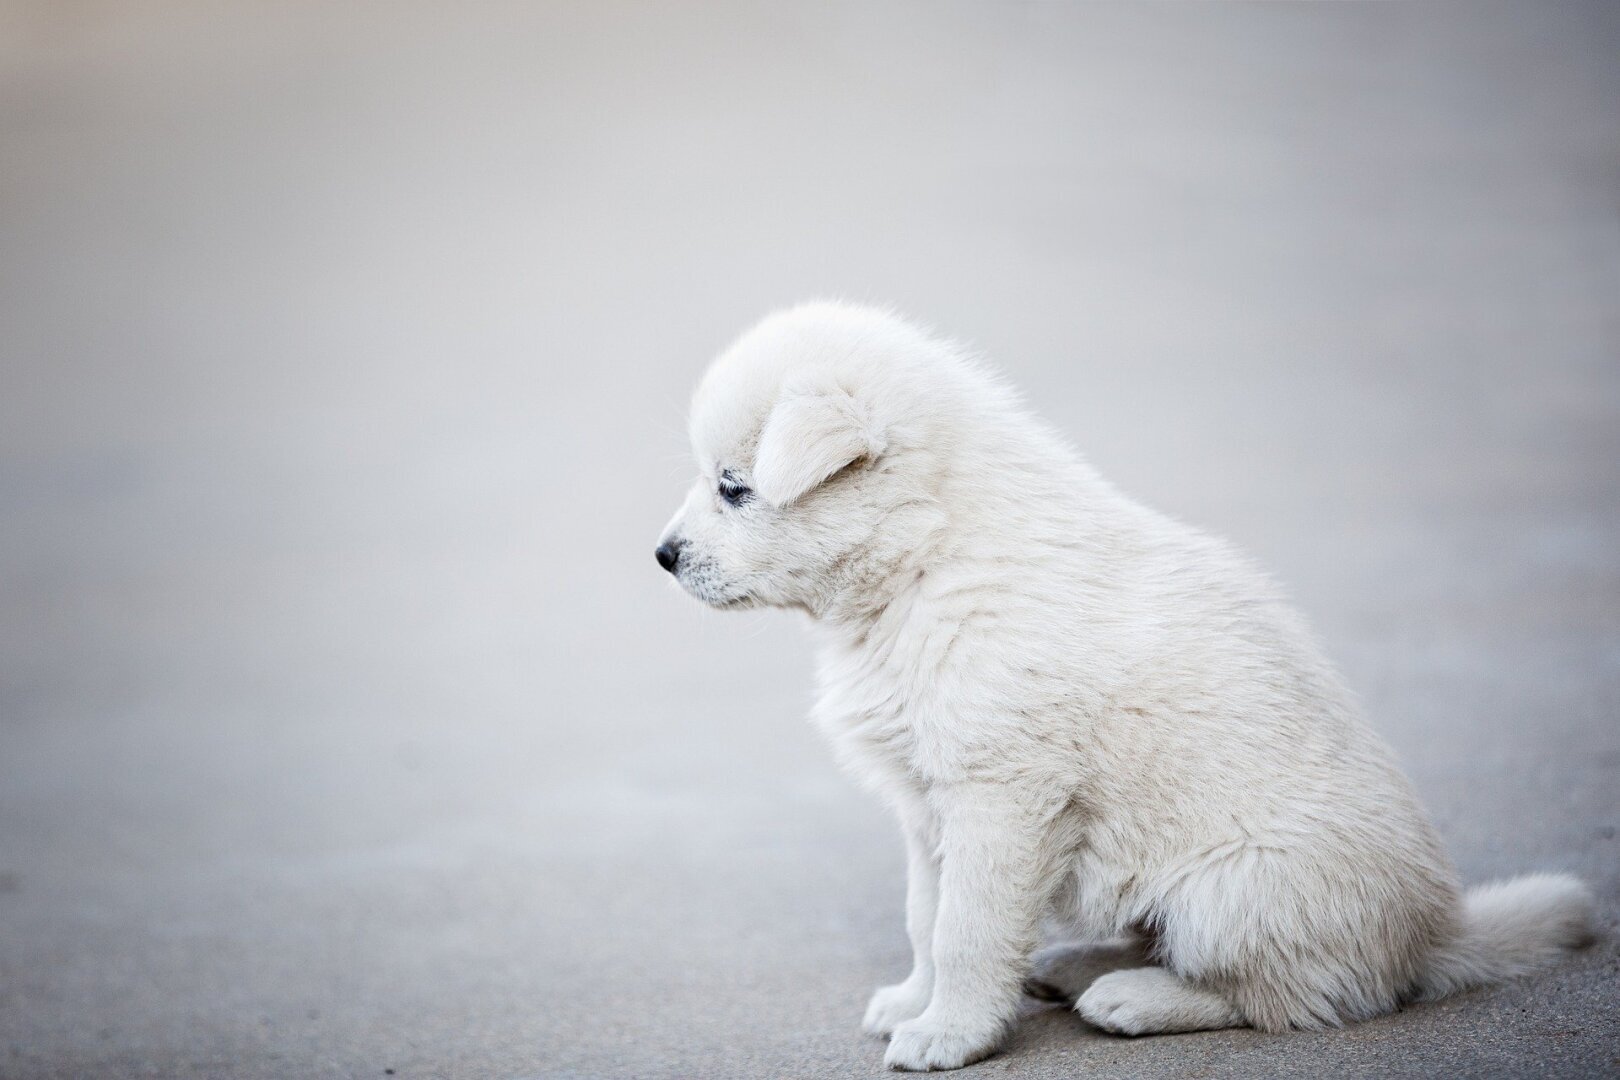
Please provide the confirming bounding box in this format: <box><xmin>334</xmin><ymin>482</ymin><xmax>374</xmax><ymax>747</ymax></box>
<box><xmin>814</xmin><ymin>668</ymin><xmax>912</xmax><ymax>761</ymax></box>
<box><xmin>809</xmin><ymin>638</ymin><xmax>953</xmax><ymax>783</ymax></box>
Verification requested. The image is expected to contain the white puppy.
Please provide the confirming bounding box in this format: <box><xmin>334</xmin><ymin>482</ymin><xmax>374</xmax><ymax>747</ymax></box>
<box><xmin>656</xmin><ymin>302</ymin><xmax>1594</xmax><ymax>1071</ymax></box>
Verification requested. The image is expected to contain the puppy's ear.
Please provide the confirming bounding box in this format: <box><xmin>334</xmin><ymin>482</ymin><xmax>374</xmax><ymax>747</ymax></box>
<box><xmin>753</xmin><ymin>387</ymin><xmax>883</xmax><ymax>507</ymax></box>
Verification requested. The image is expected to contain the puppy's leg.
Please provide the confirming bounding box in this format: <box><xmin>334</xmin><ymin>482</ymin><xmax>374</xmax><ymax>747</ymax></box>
<box><xmin>1024</xmin><ymin>937</ymin><xmax>1152</xmax><ymax>1003</ymax></box>
<box><xmin>884</xmin><ymin>785</ymin><xmax>1060</xmax><ymax>1072</ymax></box>
<box><xmin>1077</xmin><ymin>968</ymin><xmax>1244</xmax><ymax>1036</ymax></box>
<box><xmin>864</xmin><ymin>796</ymin><xmax>939</xmax><ymax>1035</ymax></box>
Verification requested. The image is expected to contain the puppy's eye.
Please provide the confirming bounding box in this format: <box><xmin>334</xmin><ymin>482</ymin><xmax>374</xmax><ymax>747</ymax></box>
<box><xmin>718</xmin><ymin>476</ymin><xmax>752</xmax><ymax>507</ymax></box>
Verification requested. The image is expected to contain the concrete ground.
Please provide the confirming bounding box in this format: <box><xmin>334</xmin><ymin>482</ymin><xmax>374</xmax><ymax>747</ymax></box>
<box><xmin>2</xmin><ymin>3</ymin><xmax>1617</xmax><ymax>1077</ymax></box>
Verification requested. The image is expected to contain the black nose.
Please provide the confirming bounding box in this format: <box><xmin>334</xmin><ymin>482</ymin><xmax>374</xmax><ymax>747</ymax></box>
<box><xmin>655</xmin><ymin>538</ymin><xmax>683</xmax><ymax>573</ymax></box>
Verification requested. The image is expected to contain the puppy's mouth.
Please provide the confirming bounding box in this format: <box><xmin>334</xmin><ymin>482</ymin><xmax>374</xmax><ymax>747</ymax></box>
<box><xmin>686</xmin><ymin>582</ymin><xmax>754</xmax><ymax>610</ymax></box>
<box><xmin>671</xmin><ymin>567</ymin><xmax>755</xmax><ymax>610</ymax></box>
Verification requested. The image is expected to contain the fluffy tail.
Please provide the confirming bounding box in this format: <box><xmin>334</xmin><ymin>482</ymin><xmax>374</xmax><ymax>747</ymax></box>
<box><xmin>1415</xmin><ymin>873</ymin><xmax>1597</xmax><ymax>1001</ymax></box>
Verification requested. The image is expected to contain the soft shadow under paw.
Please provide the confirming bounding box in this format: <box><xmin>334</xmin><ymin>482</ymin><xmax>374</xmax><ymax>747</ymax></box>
<box><xmin>1024</xmin><ymin>937</ymin><xmax>1152</xmax><ymax>1004</ymax></box>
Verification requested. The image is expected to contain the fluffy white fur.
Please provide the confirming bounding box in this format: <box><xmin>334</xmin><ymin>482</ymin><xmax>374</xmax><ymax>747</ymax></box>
<box><xmin>657</xmin><ymin>302</ymin><xmax>1594</xmax><ymax>1071</ymax></box>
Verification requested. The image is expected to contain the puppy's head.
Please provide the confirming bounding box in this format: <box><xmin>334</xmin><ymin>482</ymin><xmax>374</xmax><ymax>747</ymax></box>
<box><xmin>657</xmin><ymin>303</ymin><xmax>945</xmax><ymax>615</ymax></box>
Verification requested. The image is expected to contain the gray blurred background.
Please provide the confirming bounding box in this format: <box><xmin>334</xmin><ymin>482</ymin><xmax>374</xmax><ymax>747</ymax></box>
<box><xmin>2</xmin><ymin>3</ymin><xmax>1617</xmax><ymax>1078</ymax></box>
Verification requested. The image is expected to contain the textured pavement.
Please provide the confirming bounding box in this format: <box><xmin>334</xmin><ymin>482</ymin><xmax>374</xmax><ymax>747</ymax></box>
<box><xmin>1</xmin><ymin>3</ymin><xmax>1617</xmax><ymax>1078</ymax></box>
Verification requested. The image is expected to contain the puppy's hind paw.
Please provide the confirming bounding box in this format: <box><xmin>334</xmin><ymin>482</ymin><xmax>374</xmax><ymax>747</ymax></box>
<box><xmin>863</xmin><ymin>978</ymin><xmax>931</xmax><ymax>1036</ymax></box>
<box><xmin>883</xmin><ymin>1015</ymin><xmax>1004</xmax><ymax>1071</ymax></box>
<box><xmin>1076</xmin><ymin>967</ymin><xmax>1242</xmax><ymax>1037</ymax></box>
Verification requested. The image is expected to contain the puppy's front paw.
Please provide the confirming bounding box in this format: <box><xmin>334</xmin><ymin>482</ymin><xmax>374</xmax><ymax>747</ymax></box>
<box><xmin>883</xmin><ymin>1014</ymin><xmax>1004</xmax><ymax>1072</ymax></box>
<box><xmin>863</xmin><ymin>977</ymin><xmax>931</xmax><ymax>1036</ymax></box>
